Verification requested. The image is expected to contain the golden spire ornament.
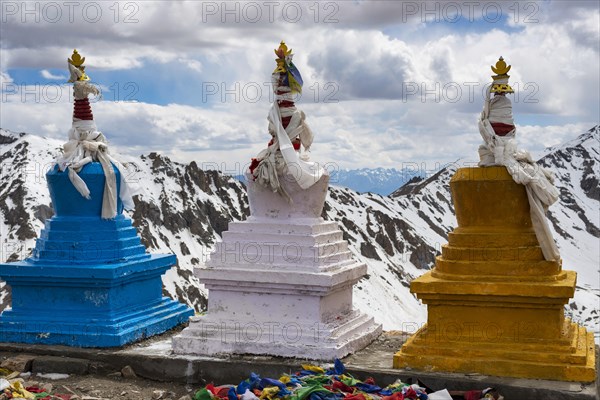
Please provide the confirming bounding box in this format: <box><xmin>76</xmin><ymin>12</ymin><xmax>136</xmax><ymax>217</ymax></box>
<box><xmin>490</xmin><ymin>56</ymin><xmax>514</xmax><ymax>94</ymax></box>
<box><xmin>273</xmin><ymin>41</ymin><xmax>292</xmax><ymax>73</ymax></box>
<box><xmin>66</xmin><ymin>49</ymin><xmax>98</xmax><ymax>117</ymax></box>
<box><xmin>68</xmin><ymin>49</ymin><xmax>89</xmax><ymax>81</ymax></box>
<box><xmin>272</xmin><ymin>40</ymin><xmax>303</xmax><ymax>94</ymax></box>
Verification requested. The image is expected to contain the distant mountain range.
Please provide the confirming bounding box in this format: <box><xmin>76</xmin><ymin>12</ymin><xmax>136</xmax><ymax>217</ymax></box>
<box><xmin>236</xmin><ymin>167</ymin><xmax>427</xmax><ymax>195</ymax></box>
<box><xmin>1</xmin><ymin>125</ymin><xmax>598</xmax><ymax>341</ymax></box>
<box><xmin>329</xmin><ymin>167</ymin><xmax>429</xmax><ymax>195</ymax></box>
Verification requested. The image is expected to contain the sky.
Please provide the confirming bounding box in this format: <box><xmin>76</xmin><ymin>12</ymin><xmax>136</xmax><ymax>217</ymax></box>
<box><xmin>1</xmin><ymin>0</ymin><xmax>599</xmax><ymax>175</ymax></box>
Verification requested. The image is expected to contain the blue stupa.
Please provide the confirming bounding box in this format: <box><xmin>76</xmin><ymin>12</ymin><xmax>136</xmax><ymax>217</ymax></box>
<box><xmin>0</xmin><ymin>50</ymin><xmax>193</xmax><ymax>347</ymax></box>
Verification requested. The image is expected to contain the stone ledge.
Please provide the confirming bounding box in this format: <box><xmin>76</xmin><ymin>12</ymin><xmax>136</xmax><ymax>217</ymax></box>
<box><xmin>0</xmin><ymin>330</ymin><xmax>597</xmax><ymax>400</ymax></box>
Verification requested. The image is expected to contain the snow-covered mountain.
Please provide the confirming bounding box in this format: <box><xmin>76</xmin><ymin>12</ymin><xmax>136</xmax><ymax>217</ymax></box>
<box><xmin>0</xmin><ymin>126</ymin><xmax>598</xmax><ymax>341</ymax></box>
<box><xmin>0</xmin><ymin>130</ymin><xmax>249</xmax><ymax>313</ymax></box>
<box><xmin>235</xmin><ymin>167</ymin><xmax>425</xmax><ymax>196</ymax></box>
<box><xmin>328</xmin><ymin>167</ymin><xmax>427</xmax><ymax>195</ymax></box>
<box><xmin>537</xmin><ymin>127</ymin><xmax>600</xmax><ymax>334</ymax></box>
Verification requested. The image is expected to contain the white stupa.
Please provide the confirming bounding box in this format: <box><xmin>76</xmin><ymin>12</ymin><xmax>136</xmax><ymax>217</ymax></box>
<box><xmin>172</xmin><ymin>42</ymin><xmax>381</xmax><ymax>359</ymax></box>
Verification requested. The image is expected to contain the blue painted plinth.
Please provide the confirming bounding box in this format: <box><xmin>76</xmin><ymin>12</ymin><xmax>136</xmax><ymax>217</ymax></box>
<box><xmin>0</xmin><ymin>163</ymin><xmax>193</xmax><ymax>347</ymax></box>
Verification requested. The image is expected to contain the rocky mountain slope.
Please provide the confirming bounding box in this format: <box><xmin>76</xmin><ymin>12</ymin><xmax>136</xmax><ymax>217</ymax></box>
<box><xmin>538</xmin><ymin>126</ymin><xmax>600</xmax><ymax>333</ymax></box>
<box><xmin>0</xmin><ymin>126</ymin><xmax>598</xmax><ymax>340</ymax></box>
<box><xmin>0</xmin><ymin>129</ymin><xmax>249</xmax><ymax>314</ymax></box>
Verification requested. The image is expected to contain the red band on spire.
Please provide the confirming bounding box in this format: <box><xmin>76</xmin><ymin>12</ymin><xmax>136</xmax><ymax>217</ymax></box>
<box><xmin>73</xmin><ymin>98</ymin><xmax>94</xmax><ymax>120</ymax></box>
<box><xmin>491</xmin><ymin>122</ymin><xmax>514</xmax><ymax>137</ymax></box>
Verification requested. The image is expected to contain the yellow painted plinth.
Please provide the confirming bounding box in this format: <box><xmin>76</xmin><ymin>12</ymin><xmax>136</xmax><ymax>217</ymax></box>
<box><xmin>394</xmin><ymin>167</ymin><xmax>596</xmax><ymax>382</ymax></box>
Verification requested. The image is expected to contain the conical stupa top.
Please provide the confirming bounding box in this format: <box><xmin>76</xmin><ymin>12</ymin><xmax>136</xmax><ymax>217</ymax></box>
<box><xmin>68</xmin><ymin>49</ymin><xmax>94</xmax><ymax>120</ymax></box>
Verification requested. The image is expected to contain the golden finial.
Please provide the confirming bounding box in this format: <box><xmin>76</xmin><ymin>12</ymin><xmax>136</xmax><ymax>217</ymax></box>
<box><xmin>274</xmin><ymin>41</ymin><xmax>292</xmax><ymax>74</ymax></box>
<box><xmin>68</xmin><ymin>49</ymin><xmax>89</xmax><ymax>81</ymax></box>
<box><xmin>490</xmin><ymin>56</ymin><xmax>514</xmax><ymax>94</ymax></box>
<box><xmin>271</xmin><ymin>41</ymin><xmax>303</xmax><ymax>93</ymax></box>
<box><xmin>274</xmin><ymin>41</ymin><xmax>292</xmax><ymax>59</ymax></box>
<box><xmin>68</xmin><ymin>49</ymin><xmax>85</xmax><ymax>67</ymax></box>
<box><xmin>491</xmin><ymin>56</ymin><xmax>511</xmax><ymax>75</ymax></box>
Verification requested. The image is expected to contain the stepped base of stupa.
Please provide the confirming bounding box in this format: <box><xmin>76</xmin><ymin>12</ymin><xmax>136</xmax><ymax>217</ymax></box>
<box><xmin>0</xmin><ymin>163</ymin><xmax>193</xmax><ymax>347</ymax></box>
<box><xmin>173</xmin><ymin>173</ymin><xmax>381</xmax><ymax>359</ymax></box>
<box><xmin>394</xmin><ymin>167</ymin><xmax>596</xmax><ymax>382</ymax></box>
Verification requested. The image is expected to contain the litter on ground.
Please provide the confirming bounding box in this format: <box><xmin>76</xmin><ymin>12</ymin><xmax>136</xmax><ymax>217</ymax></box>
<box><xmin>191</xmin><ymin>360</ymin><xmax>503</xmax><ymax>400</ymax></box>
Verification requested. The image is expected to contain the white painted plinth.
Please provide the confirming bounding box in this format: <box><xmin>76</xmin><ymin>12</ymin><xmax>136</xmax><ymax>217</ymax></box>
<box><xmin>172</xmin><ymin>172</ymin><xmax>382</xmax><ymax>359</ymax></box>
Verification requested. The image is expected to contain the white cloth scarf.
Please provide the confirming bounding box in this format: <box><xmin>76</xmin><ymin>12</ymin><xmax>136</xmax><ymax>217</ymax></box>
<box><xmin>252</xmin><ymin>79</ymin><xmax>324</xmax><ymax>202</ymax></box>
<box><xmin>57</xmin><ymin>81</ymin><xmax>134</xmax><ymax>219</ymax></box>
<box><xmin>478</xmin><ymin>87</ymin><xmax>560</xmax><ymax>261</ymax></box>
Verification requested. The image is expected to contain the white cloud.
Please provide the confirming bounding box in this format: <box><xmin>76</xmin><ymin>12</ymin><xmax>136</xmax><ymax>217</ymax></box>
<box><xmin>0</xmin><ymin>71</ymin><xmax>13</xmax><ymax>86</ymax></box>
<box><xmin>41</xmin><ymin>123</ymin><xmax>60</xmax><ymax>134</ymax></box>
<box><xmin>0</xmin><ymin>1</ymin><xmax>597</xmax><ymax>170</ymax></box>
<box><xmin>517</xmin><ymin>123</ymin><xmax>597</xmax><ymax>159</ymax></box>
<box><xmin>2</xmin><ymin>94</ymin><xmax>594</xmax><ymax>173</ymax></box>
<box><xmin>40</xmin><ymin>69</ymin><xmax>67</xmax><ymax>80</ymax></box>
<box><xmin>179</xmin><ymin>58</ymin><xmax>203</xmax><ymax>73</ymax></box>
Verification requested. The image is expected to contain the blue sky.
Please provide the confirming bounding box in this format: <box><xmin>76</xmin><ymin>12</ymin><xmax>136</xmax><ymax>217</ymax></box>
<box><xmin>1</xmin><ymin>1</ymin><xmax>598</xmax><ymax>171</ymax></box>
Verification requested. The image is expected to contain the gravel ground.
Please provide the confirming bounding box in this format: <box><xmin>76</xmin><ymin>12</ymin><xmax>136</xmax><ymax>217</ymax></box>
<box><xmin>2</xmin><ymin>370</ymin><xmax>197</xmax><ymax>400</ymax></box>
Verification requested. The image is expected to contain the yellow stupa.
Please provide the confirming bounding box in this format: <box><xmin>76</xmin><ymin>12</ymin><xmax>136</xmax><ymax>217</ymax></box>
<box><xmin>393</xmin><ymin>62</ymin><xmax>596</xmax><ymax>382</ymax></box>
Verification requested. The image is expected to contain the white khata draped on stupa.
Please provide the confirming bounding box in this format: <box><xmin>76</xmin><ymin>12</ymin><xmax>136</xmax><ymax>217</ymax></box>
<box><xmin>249</xmin><ymin>41</ymin><xmax>324</xmax><ymax>202</ymax></box>
<box><xmin>478</xmin><ymin>56</ymin><xmax>560</xmax><ymax>261</ymax></box>
<box><xmin>57</xmin><ymin>49</ymin><xmax>133</xmax><ymax>219</ymax></box>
